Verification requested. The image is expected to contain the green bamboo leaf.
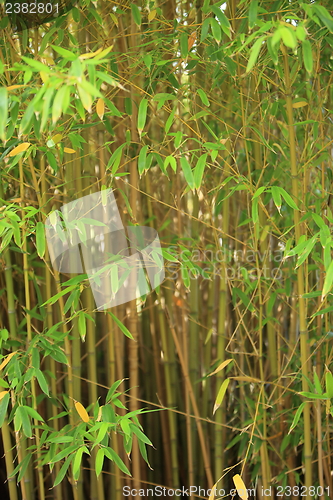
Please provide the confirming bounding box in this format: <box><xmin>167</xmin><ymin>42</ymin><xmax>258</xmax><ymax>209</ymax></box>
<box><xmin>233</xmin><ymin>288</ymin><xmax>255</xmax><ymax>312</ymax></box>
<box><xmin>73</xmin><ymin>446</ymin><xmax>89</xmax><ymax>480</ymax></box>
<box><xmin>165</xmin><ymin>107</ymin><xmax>176</xmax><ymax>134</ymax></box>
<box><xmin>300</xmin><ymin>391</ymin><xmax>328</xmax><ymax>400</ymax></box>
<box><xmin>288</xmin><ymin>402</ymin><xmax>305</xmax><ymax>434</ymax></box>
<box><xmin>0</xmin><ymin>392</ymin><xmax>10</xmax><ymax>427</ymax></box>
<box><xmin>42</xmin><ymin>285</ymin><xmax>77</xmax><ymax>306</ymax></box>
<box><xmin>130</xmin><ymin>423</ymin><xmax>153</xmax><ymax>446</ymax></box>
<box><xmin>0</xmin><ymin>87</ymin><xmax>8</xmax><ymax>141</ymax></box>
<box><xmin>266</xmin><ymin>37</ymin><xmax>279</xmax><ymax>65</ymax></box>
<box><xmin>164</xmin><ymin>155</ymin><xmax>177</xmax><ymax>173</ymax></box>
<box><xmin>210</xmin><ymin>5</ymin><xmax>231</xmax><ymax>38</ymax></box>
<box><xmin>19</xmin><ymin>101</ymin><xmax>35</xmax><ymax>134</ymax></box>
<box><xmin>78</xmin><ymin>311</ymin><xmax>86</xmax><ymax>341</ymax></box>
<box><xmin>323</xmin><ymin>260</ymin><xmax>333</xmax><ymax>298</ymax></box>
<box><xmin>104</xmin><ymin>447</ymin><xmax>131</xmax><ymax>475</ymax></box>
<box><xmin>38</xmin><ymin>26</ymin><xmax>57</xmax><ymax>55</ymax></box>
<box><xmin>138</xmin><ymin>145</ymin><xmax>149</xmax><ymax>175</ymax></box>
<box><xmin>50</xmin><ymin>445</ymin><xmax>78</xmax><ymax>464</ymax></box>
<box><xmin>248</xmin><ymin>0</ymin><xmax>258</xmax><ymax>29</ymax></box>
<box><xmin>326</xmin><ymin>371</ymin><xmax>333</xmax><ymax>399</ymax></box>
<box><xmin>312</xmin><ymin>4</ymin><xmax>333</xmax><ymax>32</ymax></box>
<box><xmin>108</xmin><ymin>312</ymin><xmax>134</xmax><ymax>340</ymax></box>
<box><xmin>210</xmin><ymin>18</ymin><xmax>221</xmax><ymax>43</ymax></box>
<box><xmin>95</xmin><ymin>422</ymin><xmax>110</xmax><ymax>445</ymax></box>
<box><xmin>213</xmin><ymin>378</ymin><xmax>230</xmax><ymax>415</ymax></box>
<box><xmin>295</xmin><ymin>234</ymin><xmax>318</xmax><ymax>268</ymax></box>
<box><xmin>53</xmin><ymin>86</ymin><xmax>71</xmax><ymax>124</ymax></box>
<box><xmin>95</xmin><ymin>448</ymin><xmax>105</xmax><ymax>477</ymax></box>
<box><xmin>162</xmin><ymin>249</ymin><xmax>178</xmax><ymax>262</ymax></box>
<box><xmin>77</xmin><ymin>83</ymin><xmax>92</xmax><ymax>112</ymax></box>
<box><xmin>312</xmin><ymin>213</ymin><xmax>326</xmax><ymax>230</ymax></box>
<box><xmin>303</xmin><ymin>291</ymin><xmax>322</xmax><ymax>299</ymax></box>
<box><xmin>194</xmin><ymin>153</ymin><xmax>208</xmax><ymax>189</ymax></box>
<box><xmin>51</xmin><ymin>45</ymin><xmax>78</xmax><ymax>61</ymax></box>
<box><xmin>197</xmin><ymin>89</ymin><xmax>210</xmax><ymax>107</ymax></box>
<box><xmin>21</xmin><ymin>56</ymin><xmax>51</xmax><ymax>73</ymax></box>
<box><xmin>248</xmin><ymin>126</ymin><xmax>276</xmax><ymax>152</ymax></box>
<box><xmin>36</xmin><ymin>222</ymin><xmax>45</xmax><ymax>259</ymax></box>
<box><xmin>278</xmin><ymin>188</ymin><xmax>298</xmax><ymax>209</ymax></box>
<box><xmin>180</xmin><ymin>157</ymin><xmax>195</xmax><ymax>190</ymax></box>
<box><xmin>14</xmin><ymin>407</ymin><xmax>22</xmax><ymax>432</ymax></box>
<box><xmin>200</xmin><ymin>17</ymin><xmax>211</xmax><ymax>42</ymax></box>
<box><xmin>48</xmin><ymin>435</ymin><xmax>73</xmax><ymax>444</ymax></box>
<box><xmin>79</xmin><ymin>79</ymin><xmax>102</xmax><ymax>98</ymax></box>
<box><xmin>107</xmin><ymin>144</ymin><xmax>125</xmax><ymax>175</ymax></box>
<box><xmin>271</xmin><ymin>186</ymin><xmax>282</xmax><ymax>214</ymax></box>
<box><xmin>53</xmin><ymin>455</ymin><xmax>74</xmax><ymax>487</ymax></box>
<box><xmin>302</xmin><ymin>40</ymin><xmax>313</xmax><ymax>73</ymax></box>
<box><xmin>17</xmin><ymin>406</ymin><xmax>32</xmax><ymax>438</ymax></box>
<box><xmin>131</xmin><ymin>3</ymin><xmax>141</xmax><ymax>25</ymax></box>
<box><xmin>246</xmin><ymin>36</ymin><xmax>266</xmax><ymax>73</ymax></box>
<box><xmin>16</xmin><ymin>453</ymin><xmax>31</xmax><ymax>484</ymax></box>
<box><xmin>41</xmin><ymin>88</ymin><xmax>54</xmax><ymax>132</ymax></box>
<box><xmin>137</xmin><ymin>98</ymin><xmax>148</xmax><ymax>136</ymax></box>
<box><xmin>279</xmin><ymin>26</ymin><xmax>297</xmax><ymax>49</ymax></box>
<box><xmin>296</xmin><ymin>25</ymin><xmax>306</xmax><ymax>41</ymax></box>
<box><xmin>271</xmin><ymin>29</ymin><xmax>281</xmax><ymax>48</ymax></box>
<box><xmin>138</xmin><ymin>439</ymin><xmax>152</xmax><ymax>469</ymax></box>
<box><xmin>285</xmin><ymin>239</ymin><xmax>308</xmax><ymax>260</ymax></box>
<box><xmin>253</xmin><ymin>186</ymin><xmax>267</xmax><ymax>199</ymax></box>
<box><xmin>35</xmin><ymin>369</ymin><xmax>49</xmax><ymax>396</ymax></box>
<box><xmin>32</xmin><ymin>348</ymin><xmax>40</xmax><ymax>370</ymax></box>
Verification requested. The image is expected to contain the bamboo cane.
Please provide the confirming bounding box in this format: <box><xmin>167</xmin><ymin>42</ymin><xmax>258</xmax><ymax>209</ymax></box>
<box><xmin>282</xmin><ymin>46</ymin><xmax>312</xmax><ymax>497</ymax></box>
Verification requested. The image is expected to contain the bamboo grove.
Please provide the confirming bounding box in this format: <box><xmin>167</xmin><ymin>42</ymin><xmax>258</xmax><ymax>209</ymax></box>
<box><xmin>0</xmin><ymin>0</ymin><xmax>333</xmax><ymax>499</ymax></box>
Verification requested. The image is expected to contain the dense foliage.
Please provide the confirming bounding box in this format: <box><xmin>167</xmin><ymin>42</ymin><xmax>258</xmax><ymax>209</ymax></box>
<box><xmin>0</xmin><ymin>0</ymin><xmax>333</xmax><ymax>499</ymax></box>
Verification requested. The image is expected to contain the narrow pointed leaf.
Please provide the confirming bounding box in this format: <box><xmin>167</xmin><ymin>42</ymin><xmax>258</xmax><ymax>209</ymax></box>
<box><xmin>213</xmin><ymin>378</ymin><xmax>230</xmax><ymax>414</ymax></box>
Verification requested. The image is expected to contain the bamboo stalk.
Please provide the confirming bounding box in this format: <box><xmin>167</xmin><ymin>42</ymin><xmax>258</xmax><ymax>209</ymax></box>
<box><xmin>282</xmin><ymin>46</ymin><xmax>312</xmax><ymax>496</ymax></box>
<box><xmin>164</xmin><ymin>306</ymin><xmax>213</xmax><ymax>486</ymax></box>
<box><xmin>0</xmin><ymin>183</ymin><xmax>19</xmax><ymax>500</ymax></box>
<box><xmin>40</xmin><ymin>154</ymin><xmax>63</xmax><ymax>500</ymax></box>
<box><xmin>19</xmin><ymin>158</ymin><xmax>44</xmax><ymax>500</ymax></box>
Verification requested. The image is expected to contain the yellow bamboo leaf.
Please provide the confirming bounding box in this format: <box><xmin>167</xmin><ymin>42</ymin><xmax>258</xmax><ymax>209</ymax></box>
<box><xmin>213</xmin><ymin>378</ymin><xmax>230</xmax><ymax>415</ymax></box>
<box><xmin>64</xmin><ymin>147</ymin><xmax>76</xmax><ymax>154</ymax></box>
<box><xmin>43</xmin><ymin>56</ymin><xmax>55</xmax><ymax>65</ymax></box>
<box><xmin>75</xmin><ymin>401</ymin><xmax>90</xmax><ymax>423</ymax></box>
<box><xmin>79</xmin><ymin>46</ymin><xmax>113</xmax><ymax>60</ymax></box>
<box><xmin>7</xmin><ymin>85</ymin><xmax>25</xmax><ymax>91</ymax></box>
<box><xmin>97</xmin><ymin>406</ymin><xmax>103</xmax><ymax>422</ymax></box>
<box><xmin>232</xmin><ymin>376</ymin><xmax>261</xmax><ymax>383</ymax></box>
<box><xmin>40</xmin><ymin>72</ymin><xmax>49</xmax><ymax>83</ymax></box>
<box><xmin>79</xmin><ymin>48</ymin><xmax>103</xmax><ymax>60</ymax></box>
<box><xmin>0</xmin><ymin>352</ymin><xmax>16</xmax><ymax>371</ymax></box>
<box><xmin>52</xmin><ymin>134</ymin><xmax>62</xmax><ymax>144</ymax></box>
<box><xmin>110</xmin><ymin>13</ymin><xmax>118</xmax><ymax>26</ymax></box>
<box><xmin>280</xmin><ymin>20</ymin><xmax>296</xmax><ymax>30</ymax></box>
<box><xmin>148</xmin><ymin>9</ymin><xmax>156</xmax><ymax>21</ymax></box>
<box><xmin>7</xmin><ymin>142</ymin><xmax>30</xmax><ymax>157</ymax></box>
<box><xmin>96</xmin><ymin>98</ymin><xmax>105</xmax><ymax>120</ymax></box>
<box><xmin>0</xmin><ymin>391</ymin><xmax>9</xmax><ymax>401</ymax></box>
<box><xmin>208</xmin><ymin>359</ymin><xmax>233</xmax><ymax>377</ymax></box>
<box><xmin>292</xmin><ymin>101</ymin><xmax>308</xmax><ymax>108</ymax></box>
<box><xmin>232</xmin><ymin>474</ymin><xmax>248</xmax><ymax>500</ymax></box>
